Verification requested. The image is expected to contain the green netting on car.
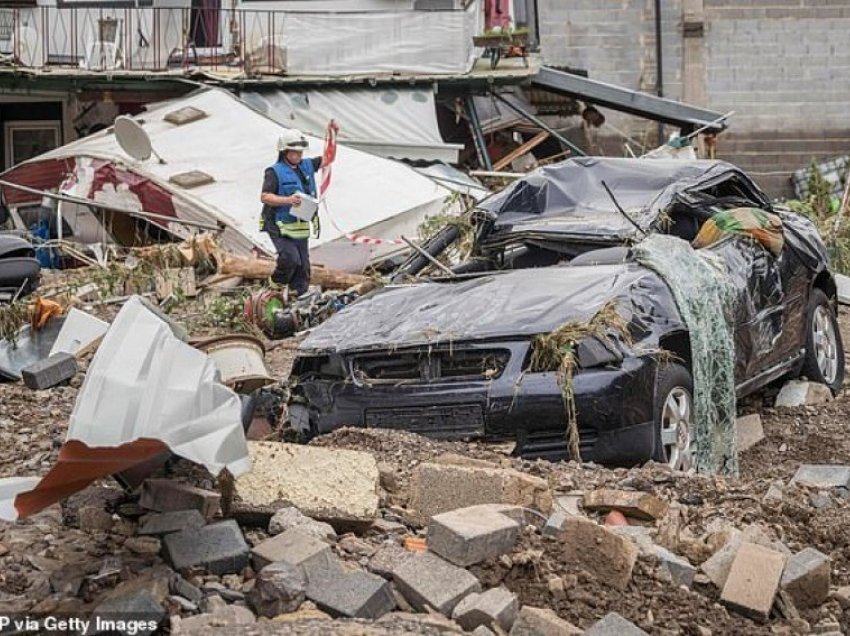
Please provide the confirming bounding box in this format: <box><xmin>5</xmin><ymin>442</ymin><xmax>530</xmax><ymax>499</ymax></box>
<box><xmin>633</xmin><ymin>234</ymin><xmax>739</xmax><ymax>476</ymax></box>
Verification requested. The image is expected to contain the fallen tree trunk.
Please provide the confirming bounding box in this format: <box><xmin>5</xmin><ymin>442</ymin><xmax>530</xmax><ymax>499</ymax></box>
<box><xmin>217</xmin><ymin>255</ymin><xmax>371</xmax><ymax>291</ymax></box>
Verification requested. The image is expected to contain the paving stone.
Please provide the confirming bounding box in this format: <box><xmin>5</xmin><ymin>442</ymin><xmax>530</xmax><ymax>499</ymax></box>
<box><xmin>736</xmin><ymin>413</ymin><xmax>765</xmax><ymax>452</ymax></box>
<box><xmin>428</xmin><ymin>505</ymin><xmax>520</xmax><ymax>567</ymax></box>
<box><xmin>140</xmin><ymin>480</ymin><xmax>221</xmax><ymax>520</ymax></box>
<box><xmin>553</xmin><ymin>493</ymin><xmax>583</xmax><ymax>516</ymax></box>
<box><xmin>268</xmin><ymin>507</ymin><xmax>337</xmax><ymax>541</ymax></box>
<box><xmin>90</xmin><ymin>576</ymin><xmax>169</xmax><ymax>634</ymax></box>
<box><xmin>451</xmin><ymin>587</ymin><xmax>518</xmax><ymax>632</ymax></box>
<box><xmin>701</xmin><ymin>525</ymin><xmax>788</xmax><ymax>588</ymax></box>
<box><xmin>21</xmin><ymin>352</ymin><xmax>77</xmax><ymax>390</ymax></box>
<box><xmin>177</xmin><ymin>604</ymin><xmax>256</xmax><ymax>631</ymax></box>
<box><xmin>509</xmin><ymin>605</ymin><xmax>582</xmax><ymax>635</ymax></box>
<box><xmin>409</xmin><ymin>462</ymin><xmax>552</xmax><ymax>522</ymax></box>
<box><xmin>235</xmin><ymin>442</ymin><xmax>379</xmax><ymax>522</ymax></box>
<box><xmin>790</xmin><ymin>465</ymin><xmax>850</xmax><ymax>489</ymax></box>
<box><xmin>171</xmin><ymin>576</ymin><xmax>203</xmax><ymax>605</ymax></box>
<box><xmin>781</xmin><ymin>547</ymin><xmax>831</xmax><ymax>609</ymax></box>
<box><xmin>585</xmin><ymin>612</ymin><xmax>648</xmax><ymax>635</ymax></box>
<box><xmin>393</xmin><ymin>551</ymin><xmax>481</xmax><ymax>615</ymax></box>
<box><xmin>251</xmin><ymin>527</ymin><xmax>339</xmax><ymax>574</ymax></box>
<box><xmin>139</xmin><ymin>510</ymin><xmax>206</xmax><ymax>536</ymax></box>
<box><xmin>775</xmin><ymin>380</ymin><xmax>832</xmax><ymax>407</ymax></box>
<box><xmin>124</xmin><ymin>536</ymin><xmax>162</xmax><ymax>555</ymax></box>
<box><xmin>582</xmin><ymin>489</ymin><xmax>668</xmax><ymax>521</ymax></box>
<box><xmin>307</xmin><ymin>566</ymin><xmax>395</xmax><ymax>619</ymax></box>
<box><xmin>163</xmin><ymin>519</ymin><xmax>249</xmax><ymax>575</ymax></box>
<box><xmin>721</xmin><ymin>542</ymin><xmax>787</xmax><ymax>621</ymax></box>
<box><xmin>652</xmin><ymin>545</ymin><xmax>696</xmax><ymax>588</ymax></box>
<box><xmin>560</xmin><ymin>516</ymin><xmax>638</xmax><ymax>591</ymax></box>
<box><xmin>246</xmin><ymin>561</ymin><xmax>306</xmax><ymax>617</ymax></box>
<box><xmin>367</xmin><ymin>543</ymin><xmax>416</xmax><ymax>579</ymax></box>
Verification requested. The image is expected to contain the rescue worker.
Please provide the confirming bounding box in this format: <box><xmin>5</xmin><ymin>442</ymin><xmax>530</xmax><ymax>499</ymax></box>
<box><xmin>259</xmin><ymin>128</ymin><xmax>323</xmax><ymax>297</ymax></box>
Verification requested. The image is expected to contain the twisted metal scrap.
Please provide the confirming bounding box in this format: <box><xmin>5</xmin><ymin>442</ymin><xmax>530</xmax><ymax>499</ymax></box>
<box><xmin>633</xmin><ymin>234</ymin><xmax>739</xmax><ymax>476</ymax></box>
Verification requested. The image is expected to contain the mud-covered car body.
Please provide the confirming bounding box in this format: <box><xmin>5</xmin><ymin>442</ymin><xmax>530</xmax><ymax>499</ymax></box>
<box><xmin>289</xmin><ymin>158</ymin><xmax>837</xmax><ymax>463</ymax></box>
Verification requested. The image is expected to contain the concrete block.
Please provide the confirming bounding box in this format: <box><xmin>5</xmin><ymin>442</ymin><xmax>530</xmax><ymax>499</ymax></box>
<box><xmin>235</xmin><ymin>442</ymin><xmax>379</xmax><ymax>522</ymax></box>
<box><xmin>452</xmin><ymin>587</ymin><xmax>518</xmax><ymax>632</ymax></box>
<box><xmin>721</xmin><ymin>542</ymin><xmax>787</xmax><ymax>621</ymax></box>
<box><xmin>139</xmin><ymin>480</ymin><xmax>221</xmax><ymax>520</ymax></box>
<box><xmin>553</xmin><ymin>493</ymin><xmax>583</xmax><ymax>516</ymax></box>
<box><xmin>307</xmin><ymin>567</ymin><xmax>395</xmax><ymax>619</ymax></box>
<box><xmin>246</xmin><ymin>561</ymin><xmax>306</xmax><ymax>617</ymax></box>
<box><xmin>736</xmin><ymin>413</ymin><xmax>765</xmax><ymax>452</ymax></box>
<box><xmin>428</xmin><ymin>505</ymin><xmax>520</xmax><ymax>567</ymax></box>
<box><xmin>79</xmin><ymin>506</ymin><xmax>114</xmax><ymax>532</ymax></box>
<box><xmin>409</xmin><ymin>462</ymin><xmax>552</xmax><ymax>522</ymax></box>
<box><xmin>510</xmin><ymin>606</ymin><xmax>582</xmax><ymax>635</ymax></box>
<box><xmin>268</xmin><ymin>506</ymin><xmax>337</xmax><ymax>542</ymax></box>
<box><xmin>139</xmin><ymin>510</ymin><xmax>206</xmax><ymax>536</ymax></box>
<box><xmin>560</xmin><ymin>516</ymin><xmax>638</xmax><ymax>590</ymax></box>
<box><xmin>585</xmin><ymin>612</ymin><xmax>648</xmax><ymax>635</ymax></box>
<box><xmin>251</xmin><ymin>527</ymin><xmax>338</xmax><ymax>573</ymax></box>
<box><xmin>21</xmin><ymin>353</ymin><xmax>77</xmax><ymax>390</ymax></box>
<box><xmin>582</xmin><ymin>489</ymin><xmax>669</xmax><ymax>521</ymax></box>
<box><xmin>775</xmin><ymin>380</ymin><xmax>832</xmax><ymax>408</ymax></box>
<box><xmin>163</xmin><ymin>520</ymin><xmax>249</xmax><ymax>575</ymax></box>
<box><xmin>790</xmin><ymin>465</ymin><xmax>850</xmax><ymax>489</ymax></box>
<box><xmin>171</xmin><ymin>576</ymin><xmax>203</xmax><ymax>605</ymax></box>
<box><xmin>393</xmin><ymin>551</ymin><xmax>481</xmax><ymax>615</ymax></box>
<box><xmin>781</xmin><ymin>547</ymin><xmax>831</xmax><ymax>609</ymax></box>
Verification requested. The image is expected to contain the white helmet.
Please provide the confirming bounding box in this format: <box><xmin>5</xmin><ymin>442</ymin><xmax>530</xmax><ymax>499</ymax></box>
<box><xmin>277</xmin><ymin>129</ymin><xmax>308</xmax><ymax>152</ymax></box>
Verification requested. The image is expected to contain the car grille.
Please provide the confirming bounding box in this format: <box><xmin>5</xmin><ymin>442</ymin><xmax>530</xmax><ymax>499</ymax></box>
<box><xmin>365</xmin><ymin>403</ymin><xmax>485</xmax><ymax>439</ymax></box>
<box><xmin>352</xmin><ymin>348</ymin><xmax>509</xmax><ymax>383</ymax></box>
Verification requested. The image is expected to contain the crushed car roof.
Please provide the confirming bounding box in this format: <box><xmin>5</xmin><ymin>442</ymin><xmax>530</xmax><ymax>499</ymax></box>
<box><xmin>476</xmin><ymin>157</ymin><xmax>764</xmax><ymax>243</ymax></box>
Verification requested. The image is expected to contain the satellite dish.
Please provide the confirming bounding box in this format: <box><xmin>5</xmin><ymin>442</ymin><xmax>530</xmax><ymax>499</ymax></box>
<box><xmin>114</xmin><ymin>115</ymin><xmax>165</xmax><ymax>163</ymax></box>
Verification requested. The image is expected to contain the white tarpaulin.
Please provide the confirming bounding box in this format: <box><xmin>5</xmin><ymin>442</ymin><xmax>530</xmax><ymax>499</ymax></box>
<box><xmin>242</xmin><ymin>88</ymin><xmax>462</xmax><ymax>163</ymax></box>
<box><xmin>0</xmin><ymin>297</ymin><xmax>250</xmax><ymax>521</ymax></box>
<box><xmin>275</xmin><ymin>3</ymin><xmax>480</xmax><ymax>75</ymax></box>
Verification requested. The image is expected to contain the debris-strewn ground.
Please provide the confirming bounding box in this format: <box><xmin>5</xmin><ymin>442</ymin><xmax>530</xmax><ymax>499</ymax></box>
<box><xmin>0</xmin><ymin>277</ymin><xmax>849</xmax><ymax>635</ymax></box>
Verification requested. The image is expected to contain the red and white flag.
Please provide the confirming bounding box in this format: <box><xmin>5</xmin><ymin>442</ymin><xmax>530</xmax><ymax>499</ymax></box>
<box><xmin>319</xmin><ymin>120</ymin><xmax>338</xmax><ymax>200</ymax></box>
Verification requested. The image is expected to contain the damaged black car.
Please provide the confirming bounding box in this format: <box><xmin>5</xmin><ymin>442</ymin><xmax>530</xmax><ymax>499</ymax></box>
<box><xmin>288</xmin><ymin>158</ymin><xmax>844</xmax><ymax>469</ymax></box>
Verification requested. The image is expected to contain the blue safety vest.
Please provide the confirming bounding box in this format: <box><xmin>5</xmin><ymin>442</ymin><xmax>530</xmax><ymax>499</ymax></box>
<box><xmin>270</xmin><ymin>159</ymin><xmax>317</xmax><ymax>239</ymax></box>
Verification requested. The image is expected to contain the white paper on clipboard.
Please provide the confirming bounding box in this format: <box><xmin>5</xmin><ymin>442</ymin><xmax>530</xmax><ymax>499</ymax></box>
<box><xmin>291</xmin><ymin>194</ymin><xmax>319</xmax><ymax>222</ymax></box>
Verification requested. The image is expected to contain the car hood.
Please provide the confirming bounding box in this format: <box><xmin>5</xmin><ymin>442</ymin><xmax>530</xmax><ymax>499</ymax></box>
<box><xmin>299</xmin><ymin>264</ymin><xmax>655</xmax><ymax>354</ymax></box>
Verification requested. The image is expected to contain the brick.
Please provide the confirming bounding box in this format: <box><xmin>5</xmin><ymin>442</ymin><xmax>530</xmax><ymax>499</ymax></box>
<box><xmin>790</xmin><ymin>465</ymin><xmax>850</xmax><ymax>490</ymax></box>
<box><xmin>775</xmin><ymin>380</ymin><xmax>833</xmax><ymax>408</ymax></box>
<box><xmin>582</xmin><ymin>489</ymin><xmax>669</xmax><ymax>521</ymax></box>
<box><xmin>409</xmin><ymin>462</ymin><xmax>552</xmax><ymax>522</ymax></box>
<box><xmin>268</xmin><ymin>507</ymin><xmax>337</xmax><ymax>541</ymax></box>
<box><xmin>452</xmin><ymin>587</ymin><xmax>518</xmax><ymax>632</ymax></box>
<box><xmin>428</xmin><ymin>505</ymin><xmax>520</xmax><ymax>567</ymax></box>
<box><xmin>251</xmin><ymin>527</ymin><xmax>337</xmax><ymax>573</ymax></box>
<box><xmin>560</xmin><ymin>516</ymin><xmax>638</xmax><ymax>591</ymax></box>
<box><xmin>736</xmin><ymin>414</ymin><xmax>765</xmax><ymax>452</ymax></box>
<box><xmin>721</xmin><ymin>542</ymin><xmax>787</xmax><ymax>621</ymax></box>
<box><xmin>21</xmin><ymin>353</ymin><xmax>77</xmax><ymax>390</ymax></box>
<box><xmin>246</xmin><ymin>561</ymin><xmax>306</xmax><ymax>618</ymax></box>
<box><xmin>163</xmin><ymin>520</ymin><xmax>249</xmax><ymax>575</ymax></box>
<box><xmin>235</xmin><ymin>442</ymin><xmax>379</xmax><ymax>522</ymax></box>
<box><xmin>585</xmin><ymin>612</ymin><xmax>648</xmax><ymax>635</ymax></box>
<box><xmin>139</xmin><ymin>480</ymin><xmax>221</xmax><ymax>520</ymax></box>
<box><xmin>509</xmin><ymin>606</ymin><xmax>581</xmax><ymax>635</ymax></box>
<box><xmin>393</xmin><ymin>551</ymin><xmax>481</xmax><ymax>615</ymax></box>
<box><xmin>139</xmin><ymin>510</ymin><xmax>206</xmax><ymax>536</ymax></box>
<box><xmin>307</xmin><ymin>566</ymin><xmax>395</xmax><ymax>619</ymax></box>
<box><xmin>780</xmin><ymin>547</ymin><xmax>831</xmax><ymax>609</ymax></box>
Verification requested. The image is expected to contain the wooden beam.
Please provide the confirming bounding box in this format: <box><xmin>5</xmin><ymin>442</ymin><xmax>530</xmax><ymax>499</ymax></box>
<box><xmin>492</xmin><ymin>131</ymin><xmax>550</xmax><ymax>171</ymax></box>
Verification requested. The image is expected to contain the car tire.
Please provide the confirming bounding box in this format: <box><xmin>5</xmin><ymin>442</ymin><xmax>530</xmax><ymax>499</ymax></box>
<box><xmin>801</xmin><ymin>288</ymin><xmax>845</xmax><ymax>392</ymax></box>
<box><xmin>652</xmin><ymin>362</ymin><xmax>696</xmax><ymax>472</ymax></box>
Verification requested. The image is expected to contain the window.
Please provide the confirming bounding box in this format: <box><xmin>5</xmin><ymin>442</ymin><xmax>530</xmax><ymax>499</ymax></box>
<box><xmin>4</xmin><ymin>121</ymin><xmax>61</xmax><ymax>169</ymax></box>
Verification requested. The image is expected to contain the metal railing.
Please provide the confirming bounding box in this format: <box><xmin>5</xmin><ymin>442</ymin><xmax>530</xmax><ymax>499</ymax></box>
<box><xmin>0</xmin><ymin>5</ymin><xmax>296</xmax><ymax>73</ymax></box>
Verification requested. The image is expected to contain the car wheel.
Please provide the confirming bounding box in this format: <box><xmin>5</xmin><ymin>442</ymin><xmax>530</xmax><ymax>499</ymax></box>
<box><xmin>653</xmin><ymin>362</ymin><xmax>696</xmax><ymax>472</ymax></box>
<box><xmin>801</xmin><ymin>288</ymin><xmax>845</xmax><ymax>392</ymax></box>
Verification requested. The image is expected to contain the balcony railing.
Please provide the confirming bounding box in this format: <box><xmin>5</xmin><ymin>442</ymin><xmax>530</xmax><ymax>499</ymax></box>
<box><xmin>0</xmin><ymin>4</ymin><xmax>481</xmax><ymax>76</ymax></box>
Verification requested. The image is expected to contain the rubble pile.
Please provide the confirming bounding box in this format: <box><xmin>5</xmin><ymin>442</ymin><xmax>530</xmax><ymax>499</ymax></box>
<box><xmin>0</xmin><ymin>272</ymin><xmax>847</xmax><ymax>635</ymax></box>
